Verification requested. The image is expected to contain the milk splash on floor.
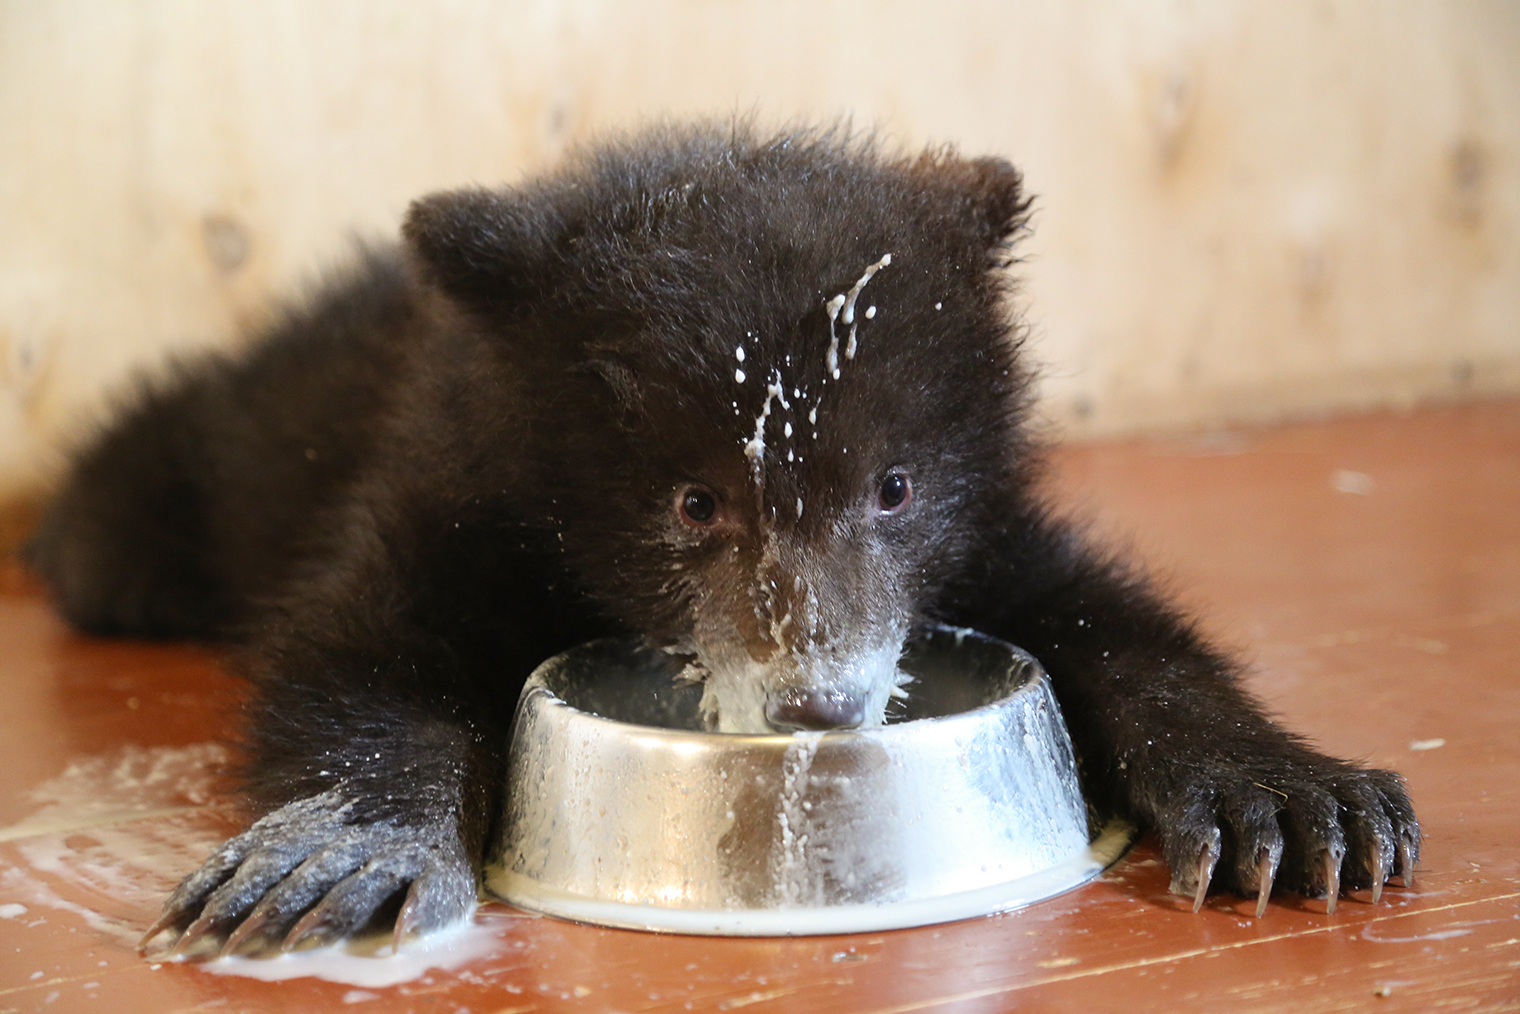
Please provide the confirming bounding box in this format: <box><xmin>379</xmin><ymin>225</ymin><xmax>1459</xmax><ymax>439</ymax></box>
<box><xmin>0</xmin><ymin>744</ymin><xmax>233</xmax><ymax>948</ymax></box>
<box><xmin>0</xmin><ymin>742</ymin><xmax>507</xmax><ymax>986</ymax></box>
<box><xmin>200</xmin><ymin>918</ymin><xmax>505</xmax><ymax>987</ymax></box>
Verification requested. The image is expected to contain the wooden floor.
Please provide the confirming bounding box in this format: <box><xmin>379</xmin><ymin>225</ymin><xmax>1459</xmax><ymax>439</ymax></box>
<box><xmin>1</xmin><ymin>400</ymin><xmax>1516</xmax><ymax>1013</ymax></box>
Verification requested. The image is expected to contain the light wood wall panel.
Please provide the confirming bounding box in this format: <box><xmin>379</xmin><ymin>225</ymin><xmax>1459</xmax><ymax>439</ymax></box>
<box><xmin>1</xmin><ymin>0</ymin><xmax>1516</xmax><ymax>497</ymax></box>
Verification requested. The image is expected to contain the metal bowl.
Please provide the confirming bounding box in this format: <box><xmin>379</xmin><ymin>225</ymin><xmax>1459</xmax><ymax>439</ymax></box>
<box><xmin>486</xmin><ymin>626</ymin><xmax>1132</xmax><ymax>935</ymax></box>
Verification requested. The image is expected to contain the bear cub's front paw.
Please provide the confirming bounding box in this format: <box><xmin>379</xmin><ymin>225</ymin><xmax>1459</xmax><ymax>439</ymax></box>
<box><xmin>140</xmin><ymin>791</ymin><xmax>476</xmax><ymax>958</ymax></box>
<box><xmin>1155</xmin><ymin>760</ymin><xmax>1419</xmax><ymax>916</ymax></box>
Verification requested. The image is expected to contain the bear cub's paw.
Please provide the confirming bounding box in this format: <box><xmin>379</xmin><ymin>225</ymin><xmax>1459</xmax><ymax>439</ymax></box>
<box><xmin>1155</xmin><ymin>760</ymin><xmax>1419</xmax><ymax>916</ymax></box>
<box><xmin>140</xmin><ymin>791</ymin><xmax>476</xmax><ymax>959</ymax></box>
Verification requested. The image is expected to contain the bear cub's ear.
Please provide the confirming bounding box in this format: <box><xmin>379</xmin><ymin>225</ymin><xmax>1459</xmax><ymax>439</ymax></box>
<box><xmin>402</xmin><ymin>188</ymin><xmax>560</xmax><ymax>314</ymax></box>
<box><xmin>962</xmin><ymin>156</ymin><xmax>1030</xmax><ymax>250</ymax></box>
<box><xmin>913</xmin><ymin>153</ymin><xmax>1030</xmax><ymax>252</ymax></box>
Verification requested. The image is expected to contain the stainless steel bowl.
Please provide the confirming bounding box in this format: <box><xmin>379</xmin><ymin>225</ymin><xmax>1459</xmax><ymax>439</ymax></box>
<box><xmin>487</xmin><ymin>626</ymin><xmax>1132</xmax><ymax>935</ymax></box>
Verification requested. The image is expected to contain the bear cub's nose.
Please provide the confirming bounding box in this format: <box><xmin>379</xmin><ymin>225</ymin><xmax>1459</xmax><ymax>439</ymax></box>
<box><xmin>764</xmin><ymin>687</ymin><xmax>867</xmax><ymax>732</ymax></box>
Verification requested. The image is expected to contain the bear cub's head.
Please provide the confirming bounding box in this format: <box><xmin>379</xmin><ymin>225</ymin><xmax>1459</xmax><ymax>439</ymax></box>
<box><xmin>404</xmin><ymin>123</ymin><xmax>1034</xmax><ymax>733</ymax></box>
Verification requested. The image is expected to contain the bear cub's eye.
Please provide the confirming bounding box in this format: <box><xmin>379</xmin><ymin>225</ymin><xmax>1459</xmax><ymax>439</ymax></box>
<box><xmin>877</xmin><ymin>472</ymin><xmax>912</xmax><ymax>514</ymax></box>
<box><xmin>678</xmin><ymin>487</ymin><xmax>719</xmax><ymax>526</ymax></box>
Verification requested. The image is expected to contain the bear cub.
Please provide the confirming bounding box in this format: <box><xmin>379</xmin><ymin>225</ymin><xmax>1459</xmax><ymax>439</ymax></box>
<box><xmin>27</xmin><ymin>123</ymin><xmax>1419</xmax><ymax>955</ymax></box>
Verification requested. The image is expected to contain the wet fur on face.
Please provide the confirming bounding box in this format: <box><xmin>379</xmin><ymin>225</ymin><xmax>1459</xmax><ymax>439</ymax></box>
<box><xmin>403</xmin><ymin>124</ymin><xmax>1037</xmax><ymax>731</ymax></box>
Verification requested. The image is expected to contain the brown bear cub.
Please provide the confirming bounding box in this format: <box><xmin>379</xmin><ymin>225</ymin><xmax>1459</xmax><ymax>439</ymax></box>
<box><xmin>27</xmin><ymin>123</ymin><xmax>1418</xmax><ymax>955</ymax></box>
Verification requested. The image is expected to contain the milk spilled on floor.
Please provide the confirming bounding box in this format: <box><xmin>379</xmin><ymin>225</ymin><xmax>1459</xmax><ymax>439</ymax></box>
<box><xmin>0</xmin><ymin>744</ymin><xmax>232</xmax><ymax>948</ymax></box>
<box><xmin>200</xmin><ymin>919</ymin><xmax>503</xmax><ymax>987</ymax></box>
<box><xmin>0</xmin><ymin>742</ymin><xmax>506</xmax><ymax>986</ymax></box>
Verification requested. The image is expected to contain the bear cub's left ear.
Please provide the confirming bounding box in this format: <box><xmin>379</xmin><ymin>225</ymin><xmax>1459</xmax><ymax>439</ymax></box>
<box><xmin>402</xmin><ymin>187</ymin><xmax>562</xmax><ymax>315</ymax></box>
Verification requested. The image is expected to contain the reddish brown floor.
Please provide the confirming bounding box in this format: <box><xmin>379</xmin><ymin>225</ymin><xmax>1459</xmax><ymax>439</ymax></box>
<box><xmin>1</xmin><ymin>400</ymin><xmax>1517</xmax><ymax>1013</ymax></box>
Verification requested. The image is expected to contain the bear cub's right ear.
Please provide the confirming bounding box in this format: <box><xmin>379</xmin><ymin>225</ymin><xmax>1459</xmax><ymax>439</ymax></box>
<box><xmin>402</xmin><ymin>188</ymin><xmax>561</xmax><ymax>314</ymax></box>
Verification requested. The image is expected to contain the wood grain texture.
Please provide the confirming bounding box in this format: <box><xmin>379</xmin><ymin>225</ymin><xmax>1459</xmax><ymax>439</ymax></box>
<box><xmin>1</xmin><ymin>1</ymin><xmax>1518</xmax><ymax>498</ymax></box>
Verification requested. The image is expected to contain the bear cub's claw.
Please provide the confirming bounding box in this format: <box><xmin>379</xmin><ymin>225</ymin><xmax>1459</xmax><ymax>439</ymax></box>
<box><xmin>138</xmin><ymin>791</ymin><xmax>475</xmax><ymax>959</ymax></box>
<box><xmin>1158</xmin><ymin>761</ymin><xmax>1418</xmax><ymax>915</ymax></box>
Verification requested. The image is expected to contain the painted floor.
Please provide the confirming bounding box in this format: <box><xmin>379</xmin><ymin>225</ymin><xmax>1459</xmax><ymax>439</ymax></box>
<box><xmin>1</xmin><ymin>400</ymin><xmax>1516</xmax><ymax>1013</ymax></box>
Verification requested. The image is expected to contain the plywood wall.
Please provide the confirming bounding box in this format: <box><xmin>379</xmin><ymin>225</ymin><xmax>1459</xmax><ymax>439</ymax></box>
<box><xmin>1</xmin><ymin>0</ymin><xmax>1516</xmax><ymax>499</ymax></box>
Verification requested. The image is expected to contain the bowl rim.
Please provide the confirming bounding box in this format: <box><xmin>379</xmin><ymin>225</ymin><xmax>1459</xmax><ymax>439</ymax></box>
<box><xmin>517</xmin><ymin>624</ymin><xmax>1050</xmax><ymax>742</ymax></box>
